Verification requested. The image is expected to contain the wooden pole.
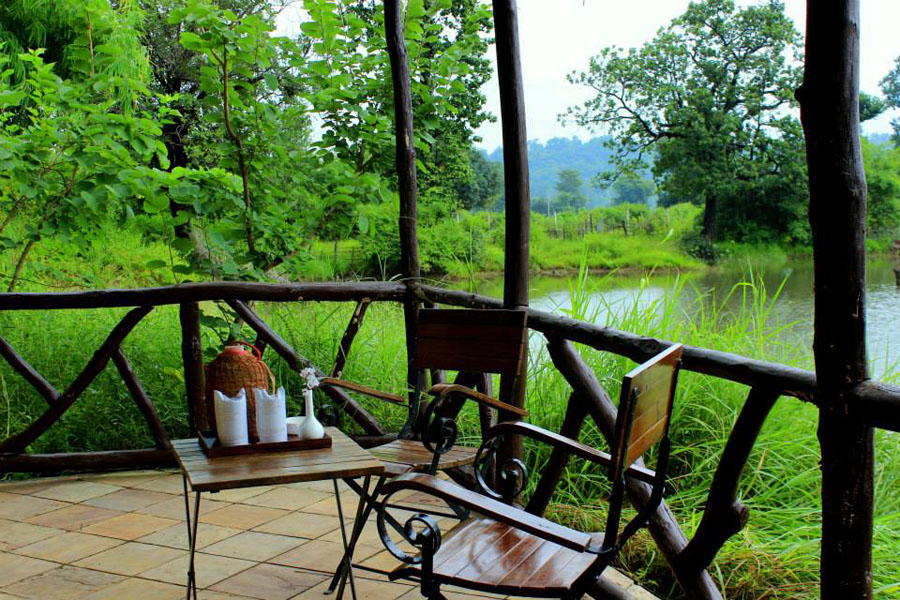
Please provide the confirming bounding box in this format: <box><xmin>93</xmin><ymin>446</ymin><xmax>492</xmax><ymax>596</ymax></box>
<box><xmin>796</xmin><ymin>1</ymin><xmax>873</xmax><ymax>597</ymax></box>
<box><xmin>384</xmin><ymin>0</ymin><xmax>422</xmax><ymax>407</ymax></box>
<box><xmin>492</xmin><ymin>0</ymin><xmax>531</xmax><ymax>490</ymax></box>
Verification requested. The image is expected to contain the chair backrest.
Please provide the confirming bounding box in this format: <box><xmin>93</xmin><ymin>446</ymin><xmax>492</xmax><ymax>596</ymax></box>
<box><xmin>614</xmin><ymin>343</ymin><xmax>683</xmax><ymax>471</ymax></box>
<box><xmin>411</xmin><ymin>309</ymin><xmax>528</xmax><ymax>375</ymax></box>
<box><xmin>603</xmin><ymin>343</ymin><xmax>683</xmax><ymax>551</ymax></box>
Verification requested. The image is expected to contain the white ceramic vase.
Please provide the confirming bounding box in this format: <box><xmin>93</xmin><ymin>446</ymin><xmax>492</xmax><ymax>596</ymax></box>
<box><xmin>298</xmin><ymin>389</ymin><xmax>325</xmax><ymax>440</ymax></box>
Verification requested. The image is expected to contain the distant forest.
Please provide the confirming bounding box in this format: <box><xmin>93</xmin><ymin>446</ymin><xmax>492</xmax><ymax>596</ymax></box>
<box><xmin>486</xmin><ymin>137</ymin><xmax>619</xmax><ymax>207</ymax></box>
<box><xmin>484</xmin><ymin>133</ymin><xmax>896</xmax><ymax>209</ymax></box>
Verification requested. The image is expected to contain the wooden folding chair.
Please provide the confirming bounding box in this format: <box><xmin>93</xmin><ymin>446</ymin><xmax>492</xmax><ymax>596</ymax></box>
<box><xmin>319</xmin><ymin>308</ymin><xmax>530</xmax><ymax>593</ymax></box>
<box><xmin>375</xmin><ymin>343</ymin><xmax>683</xmax><ymax>599</ymax></box>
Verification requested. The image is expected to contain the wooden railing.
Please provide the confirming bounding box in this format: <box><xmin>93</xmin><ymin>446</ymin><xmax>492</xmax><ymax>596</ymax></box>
<box><xmin>1</xmin><ymin>281</ymin><xmax>898</xmax><ymax>600</ymax></box>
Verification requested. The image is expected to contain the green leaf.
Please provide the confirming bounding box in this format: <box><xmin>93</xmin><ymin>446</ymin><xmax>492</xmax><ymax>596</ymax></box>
<box><xmin>145</xmin><ymin>259</ymin><xmax>167</xmax><ymax>269</ymax></box>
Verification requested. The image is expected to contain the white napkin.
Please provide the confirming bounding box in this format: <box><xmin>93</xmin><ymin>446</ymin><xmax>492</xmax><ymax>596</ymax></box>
<box><xmin>214</xmin><ymin>389</ymin><xmax>249</xmax><ymax>446</ymax></box>
<box><xmin>253</xmin><ymin>387</ymin><xmax>288</xmax><ymax>443</ymax></box>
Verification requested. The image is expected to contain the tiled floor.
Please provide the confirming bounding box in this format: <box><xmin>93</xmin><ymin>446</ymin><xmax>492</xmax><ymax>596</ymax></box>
<box><xmin>0</xmin><ymin>470</ymin><xmax>658</xmax><ymax>599</ymax></box>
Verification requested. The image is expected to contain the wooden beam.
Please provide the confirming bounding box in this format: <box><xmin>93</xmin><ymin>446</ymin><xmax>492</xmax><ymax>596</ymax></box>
<box><xmin>179</xmin><ymin>302</ymin><xmax>206</xmax><ymax>435</ymax></box>
<box><xmin>492</xmin><ymin>0</ymin><xmax>531</xmax><ymax>494</ymax></box>
<box><xmin>383</xmin><ymin>0</ymin><xmax>422</xmax><ymax>414</ymax></box>
<box><xmin>797</xmin><ymin>0</ymin><xmax>873</xmax><ymax>596</ymax></box>
<box><xmin>112</xmin><ymin>349</ymin><xmax>172</xmax><ymax>450</ymax></box>
<box><xmin>331</xmin><ymin>298</ymin><xmax>371</xmax><ymax>379</ymax></box>
<box><xmin>0</xmin><ymin>337</ymin><xmax>59</xmax><ymax>404</ymax></box>
<box><xmin>0</xmin><ymin>448</ymin><xmax>175</xmax><ymax>472</ymax></box>
<box><xmin>0</xmin><ymin>281</ymin><xmax>406</xmax><ymax>310</ymax></box>
<box><xmin>0</xmin><ymin>306</ymin><xmax>153</xmax><ymax>454</ymax></box>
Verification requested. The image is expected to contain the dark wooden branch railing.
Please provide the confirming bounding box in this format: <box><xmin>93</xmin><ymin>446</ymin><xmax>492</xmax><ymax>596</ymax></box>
<box><xmin>0</xmin><ymin>337</ymin><xmax>59</xmax><ymax>404</ymax></box>
<box><xmin>0</xmin><ymin>305</ymin><xmax>153</xmax><ymax>454</ymax></box>
<box><xmin>0</xmin><ymin>281</ymin><xmax>406</xmax><ymax>310</ymax></box>
<box><xmin>2</xmin><ymin>280</ymin><xmax>900</xmax><ymax>600</ymax></box>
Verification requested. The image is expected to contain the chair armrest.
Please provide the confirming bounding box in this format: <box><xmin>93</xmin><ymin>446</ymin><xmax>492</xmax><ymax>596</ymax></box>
<box><xmin>319</xmin><ymin>377</ymin><xmax>406</xmax><ymax>405</ymax></box>
<box><xmin>427</xmin><ymin>383</ymin><xmax>528</xmax><ymax>417</ymax></box>
<box><xmin>381</xmin><ymin>472</ymin><xmax>591</xmax><ymax>552</ymax></box>
<box><xmin>487</xmin><ymin>422</ymin><xmax>657</xmax><ymax>486</ymax></box>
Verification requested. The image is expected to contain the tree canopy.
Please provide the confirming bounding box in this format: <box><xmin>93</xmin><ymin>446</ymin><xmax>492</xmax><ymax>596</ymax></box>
<box><xmin>564</xmin><ymin>0</ymin><xmax>808</xmax><ymax>243</ymax></box>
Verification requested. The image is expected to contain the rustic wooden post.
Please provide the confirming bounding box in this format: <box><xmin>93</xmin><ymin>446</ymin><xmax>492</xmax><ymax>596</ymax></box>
<box><xmin>796</xmin><ymin>1</ymin><xmax>873</xmax><ymax>597</ymax></box>
<box><xmin>492</xmin><ymin>0</ymin><xmax>531</xmax><ymax>489</ymax></box>
<box><xmin>384</xmin><ymin>0</ymin><xmax>422</xmax><ymax>407</ymax></box>
<box><xmin>180</xmin><ymin>302</ymin><xmax>206</xmax><ymax>435</ymax></box>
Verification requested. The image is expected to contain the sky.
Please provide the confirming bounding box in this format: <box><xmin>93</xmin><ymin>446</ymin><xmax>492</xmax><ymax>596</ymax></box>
<box><xmin>474</xmin><ymin>0</ymin><xmax>900</xmax><ymax>151</ymax></box>
<box><xmin>276</xmin><ymin>1</ymin><xmax>900</xmax><ymax>152</ymax></box>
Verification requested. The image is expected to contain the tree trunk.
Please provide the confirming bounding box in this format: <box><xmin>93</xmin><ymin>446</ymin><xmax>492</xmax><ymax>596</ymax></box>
<box><xmin>702</xmin><ymin>193</ymin><xmax>717</xmax><ymax>240</ymax></box>
<box><xmin>796</xmin><ymin>1</ymin><xmax>873</xmax><ymax>597</ymax></box>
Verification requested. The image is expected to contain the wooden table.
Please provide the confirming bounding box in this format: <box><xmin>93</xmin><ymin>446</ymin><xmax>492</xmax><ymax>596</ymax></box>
<box><xmin>173</xmin><ymin>427</ymin><xmax>384</xmax><ymax>600</ymax></box>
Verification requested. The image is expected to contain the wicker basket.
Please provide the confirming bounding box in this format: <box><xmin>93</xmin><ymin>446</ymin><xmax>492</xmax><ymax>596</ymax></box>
<box><xmin>204</xmin><ymin>342</ymin><xmax>274</xmax><ymax>443</ymax></box>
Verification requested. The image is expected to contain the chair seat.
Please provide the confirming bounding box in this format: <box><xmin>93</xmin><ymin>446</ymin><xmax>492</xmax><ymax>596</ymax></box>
<box><xmin>392</xmin><ymin>517</ymin><xmax>598</xmax><ymax>597</ymax></box>
<box><xmin>370</xmin><ymin>439</ymin><xmax>477</xmax><ymax>476</ymax></box>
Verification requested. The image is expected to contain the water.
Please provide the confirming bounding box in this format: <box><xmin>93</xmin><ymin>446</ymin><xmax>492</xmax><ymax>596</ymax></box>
<box><xmin>462</xmin><ymin>257</ymin><xmax>900</xmax><ymax>380</ymax></box>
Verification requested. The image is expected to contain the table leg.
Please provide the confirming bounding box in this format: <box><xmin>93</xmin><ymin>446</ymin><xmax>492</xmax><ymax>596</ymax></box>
<box><xmin>332</xmin><ymin>475</ymin><xmax>384</xmax><ymax>600</ymax></box>
<box><xmin>182</xmin><ymin>474</ymin><xmax>201</xmax><ymax>600</ymax></box>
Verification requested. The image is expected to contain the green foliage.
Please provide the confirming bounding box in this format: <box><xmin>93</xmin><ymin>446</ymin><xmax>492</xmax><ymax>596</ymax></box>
<box><xmin>860</xmin><ymin>91</ymin><xmax>888</xmax><ymax>123</ymax></box>
<box><xmin>0</xmin><ymin>48</ymin><xmax>183</xmax><ymax>290</ymax></box>
<box><xmin>881</xmin><ymin>56</ymin><xmax>900</xmax><ymax>143</ymax></box>
<box><xmin>611</xmin><ymin>173</ymin><xmax>655</xmax><ymax>205</ymax></box>
<box><xmin>565</xmin><ymin>0</ymin><xmax>807</xmax><ymax>243</ymax></box>
<box><xmin>554</xmin><ymin>168</ymin><xmax>588</xmax><ymax>211</ymax></box>
<box><xmin>862</xmin><ymin>139</ymin><xmax>900</xmax><ymax>238</ymax></box>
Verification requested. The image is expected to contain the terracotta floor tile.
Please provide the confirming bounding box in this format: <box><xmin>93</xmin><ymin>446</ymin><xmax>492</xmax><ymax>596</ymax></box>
<box><xmin>269</xmin><ymin>539</ymin><xmax>377</xmax><ymax>574</ymax></box>
<box><xmin>15</xmin><ymin>531</ymin><xmax>124</xmax><ymax>563</ymax></box>
<box><xmin>82</xmin><ymin>512</ymin><xmax>179</xmax><ymax>540</ymax></box>
<box><xmin>0</xmin><ymin>494</ymin><xmax>68</xmax><ymax>521</ymax></box>
<box><xmin>73</xmin><ymin>542</ymin><xmax>185</xmax><ymax>576</ymax></box>
<box><xmin>197</xmin><ymin>591</ymin><xmax>258</xmax><ymax>600</ymax></box>
<box><xmin>27</xmin><ymin>504</ymin><xmax>123</xmax><ymax>531</ymax></box>
<box><xmin>82</xmin><ymin>577</ymin><xmax>184</xmax><ymax>600</ymax></box>
<box><xmin>203</xmin><ymin>531</ymin><xmax>303</xmax><ymax>562</ymax></box>
<box><xmin>32</xmin><ymin>481</ymin><xmax>122</xmax><ymax>503</ymax></box>
<box><xmin>0</xmin><ymin>479</ymin><xmax>54</xmax><ymax>496</ymax></box>
<box><xmin>132</xmin><ymin>474</ymin><xmax>187</xmax><ymax>495</ymax></box>
<box><xmin>0</xmin><ymin>552</ymin><xmax>57</xmax><ymax>586</ymax></box>
<box><xmin>253</xmin><ymin>512</ymin><xmax>343</xmax><ymax>539</ymax></box>
<box><xmin>316</xmin><ymin>520</ymin><xmax>384</xmax><ymax>549</ymax></box>
<box><xmin>211</xmin><ymin>563</ymin><xmax>326</xmax><ymax>600</ymax></box>
<box><xmin>299</xmin><ymin>494</ymin><xmax>361</xmax><ymax>517</ymax></box>
<box><xmin>139</xmin><ymin>495</ymin><xmax>231</xmax><ymax>520</ymax></box>
<box><xmin>238</xmin><ymin>488</ymin><xmax>331</xmax><ymax>511</ymax></box>
<box><xmin>4</xmin><ymin>565</ymin><xmax>123</xmax><ymax>599</ymax></box>
<box><xmin>83</xmin><ymin>488</ymin><xmax>175</xmax><ymax>512</ymax></box>
<box><xmin>140</xmin><ymin>552</ymin><xmax>255</xmax><ymax>589</ymax></box>
<box><xmin>288</xmin><ymin>575</ymin><xmax>412</xmax><ymax>600</ymax></box>
<box><xmin>357</xmin><ymin>550</ymin><xmax>403</xmax><ymax>576</ymax></box>
<box><xmin>138</xmin><ymin>522</ymin><xmax>242</xmax><ymax>551</ymax></box>
<box><xmin>198</xmin><ymin>504</ymin><xmax>288</xmax><ymax>530</ymax></box>
<box><xmin>206</xmin><ymin>486</ymin><xmax>274</xmax><ymax>503</ymax></box>
<box><xmin>86</xmin><ymin>470</ymin><xmax>175</xmax><ymax>488</ymax></box>
<box><xmin>0</xmin><ymin>521</ymin><xmax>62</xmax><ymax>550</ymax></box>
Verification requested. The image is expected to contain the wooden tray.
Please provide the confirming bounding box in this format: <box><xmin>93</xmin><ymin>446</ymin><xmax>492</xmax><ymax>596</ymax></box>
<box><xmin>197</xmin><ymin>432</ymin><xmax>332</xmax><ymax>458</ymax></box>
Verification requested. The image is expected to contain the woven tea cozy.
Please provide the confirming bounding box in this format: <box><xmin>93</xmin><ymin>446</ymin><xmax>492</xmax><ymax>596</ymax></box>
<box><xmin>204</xmin><ymin>342</ymin><xmax>274</xmax><ymax>443</ymax></box>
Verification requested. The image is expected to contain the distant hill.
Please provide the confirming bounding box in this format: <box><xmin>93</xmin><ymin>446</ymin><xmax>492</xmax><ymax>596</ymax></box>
<box><xmin>866</xmin><ymin>132</ymin><xmax>894</xmax><ymax>146</ymax></box>
<box><xmin>486</xmin><ymin>137</ymin><xmax>619</xmax><ymax>207</ymax></box>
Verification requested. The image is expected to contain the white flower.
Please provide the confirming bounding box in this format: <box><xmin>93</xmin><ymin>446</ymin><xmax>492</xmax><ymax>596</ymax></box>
<box><xmin>299</xmin><ymin>367</ymin><xmax>320</xmax><ymax>390</ymax></box>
